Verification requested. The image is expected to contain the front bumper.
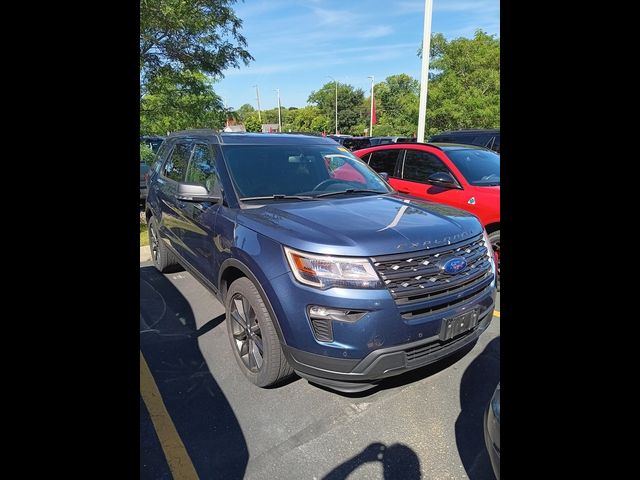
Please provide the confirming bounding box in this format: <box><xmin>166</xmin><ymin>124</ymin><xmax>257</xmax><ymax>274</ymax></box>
<box><xmin>283</xmin><ymin>305</ymin><xmax>494</xmax><ymax>392</ymax></box>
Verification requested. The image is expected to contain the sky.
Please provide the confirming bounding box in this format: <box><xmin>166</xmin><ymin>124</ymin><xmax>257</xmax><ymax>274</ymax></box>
<box><xmin>215</xmin><ymin>0</ymin><xmax>499</xmax><ymax>111</ymax></box>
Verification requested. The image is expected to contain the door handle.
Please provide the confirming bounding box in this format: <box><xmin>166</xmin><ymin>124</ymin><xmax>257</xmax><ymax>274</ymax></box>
<box><xmin>398</xmin><ymin>190</ymin><xmax>410</xmax><ymax>194</ymax></box>
<box><xmin>177</xmin><ymin>201</ymin><xmax>187</xmax><ymax>209</ymax></box>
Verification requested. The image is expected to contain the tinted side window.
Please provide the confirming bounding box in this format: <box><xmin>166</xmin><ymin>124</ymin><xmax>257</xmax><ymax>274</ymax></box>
<box><xmin>163</xmin><ymin>143</ymin><xmax>191</xmax><ymax>182</ymax></box>
<box><xmin>492</xmin><ymin>135</ymin><xmax>500</xmax><ymax>153</ymax></box>
<box><xmin>358</xmin><ymin>152</ymin><xmax>371</xmax><ymax>163</ymax></box>
<box><xmin>402</xmin><ymin>150</ymin><xmax>451</xmax><ymax>182</ymax></box>
<box><xmin>368</xmin><ymin>150</ymin><xmax>400</xmax><ymax>176</ymax></box>
<box><xmin>471</xmin><ymin>134</ymin><xmax>492</xmax><ymax>147</ymax></box>
<box><xmin>185</xmin><ymin>144</ymin><xmax>221</xmax><ymax>194</ymax></box>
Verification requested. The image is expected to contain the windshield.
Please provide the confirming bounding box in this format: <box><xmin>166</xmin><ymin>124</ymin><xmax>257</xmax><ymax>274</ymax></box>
<box><xmin>446</xmin><ymin>148</ymin><xmax>500</xmax><ymax>186</ymax></box>
<box><xmin>223</xmin><ymin>144</ymin><xmax>391</xmax><ymax>200</ymax></box>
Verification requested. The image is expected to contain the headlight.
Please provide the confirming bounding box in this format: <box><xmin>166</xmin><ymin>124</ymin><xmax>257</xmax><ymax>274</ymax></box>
<box><xmin>284</xmin><ymin>246</ymin><xmax>382</xmax><ymax>289</ymax></box>
<box><xmin>482</xmin><ymin>229</ymin><xmax>497</xmax><ymax>285</ymax></box>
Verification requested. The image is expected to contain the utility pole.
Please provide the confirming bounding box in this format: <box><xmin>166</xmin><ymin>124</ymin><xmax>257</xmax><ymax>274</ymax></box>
<box><xmin>417</xmin><ymin>0</ymin><xmax>434</xmax><ymax>142</ymax></box>
<box><xmin>252</xmin><ymin>85</ymin><xmax>262</xmax><ymax>123</ymax></box>
<box><xmin>276</xmin><ymin>88</ymin><xmax>282</xmax><ymax>132</ymax></box>
<box><xmin>368</xmin><ymin>75</ymin><xmax>375</xmax><ymax>137</ymax></box>
<box><xmin>327</xmin><ymin>76</ymin><xmax>338</xmax><ymax>134</ymax></box>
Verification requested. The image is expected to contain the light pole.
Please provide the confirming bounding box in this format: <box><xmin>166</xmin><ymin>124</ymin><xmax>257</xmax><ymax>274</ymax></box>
<box><xmin>327</xmin><ymin>76</ymin><xmax>338</xmax><ymax>134</ymax></box>
<box><xmin>252</xmin><ymin>85</ymin><xmax>262</xmax><ymax>123</ymax></box>
<box><xmin>275</xmin><ymin>88</ymin><xmax>282</xmax><ymax>132</ymax></box>
<box><xmin>368</xmin><ymin>75</ymin><xmax>375</xmax><ymax>137</ymax></box>
<box><xmin>417</xmin><ymin>0</ymin><xmax>434</xmax><ymax>142</ymax></box>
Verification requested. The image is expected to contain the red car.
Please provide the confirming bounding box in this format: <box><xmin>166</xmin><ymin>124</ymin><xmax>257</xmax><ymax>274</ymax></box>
<box><xmin>354</xmin><ymin>142</ymin><xmax>500</xmax><ymax>288</ymax></box>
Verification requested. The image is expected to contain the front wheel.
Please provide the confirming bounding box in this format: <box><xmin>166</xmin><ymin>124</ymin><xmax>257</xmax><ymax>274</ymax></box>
<box><xmin>225</xmin><ymin>277</ymin><xmax>294</xmax><ymax>387</ymax></box>
<box><xmin>488</xmin><ymin>230</ymin><xmax>500</xmax><ymax>292</ymax></box>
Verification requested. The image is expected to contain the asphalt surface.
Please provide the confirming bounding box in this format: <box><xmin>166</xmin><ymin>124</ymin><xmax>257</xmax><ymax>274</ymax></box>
<box><xmin>140</xmin><ymin>262</ymin><xmax>500</xmax><ymax>480</ymax></box>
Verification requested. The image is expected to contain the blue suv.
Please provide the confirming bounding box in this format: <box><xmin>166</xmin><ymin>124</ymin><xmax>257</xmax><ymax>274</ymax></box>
<box><xmin>145</xmin><ymin>130</ymin><xmax>497</xmax><ymax>392</ymax></box>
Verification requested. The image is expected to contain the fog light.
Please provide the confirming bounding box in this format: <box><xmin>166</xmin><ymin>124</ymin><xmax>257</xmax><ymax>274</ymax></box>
<box><xmin>308</xmin><ymin>306</ymin><xmax>366</xmax><ymax>323</ymax></box>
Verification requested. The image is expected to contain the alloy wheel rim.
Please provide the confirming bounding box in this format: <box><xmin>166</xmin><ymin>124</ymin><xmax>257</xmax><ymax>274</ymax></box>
<box><xmin>150</xmin><ymin>225</ymin><xmax>159</xmax><ymax>262</ymax></box>
<box><xmin>229</xmin><ymin>293</ymin><xmax>264</xmax><ymax>372</ymax></box>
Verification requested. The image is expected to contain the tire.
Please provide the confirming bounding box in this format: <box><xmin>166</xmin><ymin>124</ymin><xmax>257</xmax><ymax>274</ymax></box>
<box><xmin>225</xmin><ymin>277</ymin><xmax>294</xmax><ymax>387</ymax></box>
<box><xmin>148</xmin><ymin>216</ymin><xmax>182</xmax><ymax>273</ymax></box>
<box><xmin>488</xmin><ymin>230</ymin><xmax>500</xmax><ymax>292</ymax></box>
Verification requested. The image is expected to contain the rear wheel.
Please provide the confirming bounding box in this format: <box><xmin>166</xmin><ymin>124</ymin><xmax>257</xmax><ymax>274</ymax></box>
<box><xmin>225</xmin><ymin>277</ymin><xmax>294</xmax><ymax>387</ymax></box>
<box><xmin>148</xmin><ymin>216</ymin><xmax>182</xmax><ymax>273</ymax></box>
<box><xmin>488</xmin><ymin>230</ymin><xmax>500</xmax><ymax>291</ymax></box>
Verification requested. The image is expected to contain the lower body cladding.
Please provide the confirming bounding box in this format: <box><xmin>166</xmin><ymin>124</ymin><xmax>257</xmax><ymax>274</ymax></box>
<box><xmin>268</xmin><ymin>271</ymin><xmax>496</xmax><ymax>393</ymax></box>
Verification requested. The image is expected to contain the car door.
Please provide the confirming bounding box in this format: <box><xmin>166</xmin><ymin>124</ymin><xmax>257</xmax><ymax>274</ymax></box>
<box><xmin>157</xmin><ymin>140</ymin><xmax>193</xmax><ymax>257</ymax></box>
<box><xmin>393</xmin><ymin>148</ymin><xmax>469</xmax><ymax>211</ymax></box>
<box><xmin>178</xmin><ymin>142</ymin><xmax>224</xmax><ymax>278</ymax></box>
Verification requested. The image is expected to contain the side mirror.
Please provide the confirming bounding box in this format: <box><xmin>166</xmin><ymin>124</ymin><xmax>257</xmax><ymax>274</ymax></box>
<box><xmin>426</xmin><ymin>172</ymin><xmax>460</xmax><ymax>189</ymax></box>
<box><xmin>176</xmin><ymin>182</ymin><xmax>221</xmax><ymax>202</ymax></box>
<box><xmin>378</xmin><ymin>172</ymin><xmax>389</xmax><ymax>181</ymax></box>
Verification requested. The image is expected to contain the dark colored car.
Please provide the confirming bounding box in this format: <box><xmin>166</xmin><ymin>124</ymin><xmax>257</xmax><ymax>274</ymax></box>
<box><xmin>145</xmin><ymin>130</ymin><xmax>497</xmax><ymax>392</ymax></box>
<box><xmin>327</xmin><ymin>134</ymin><xmax>353</xmax><ymax>145</ymax></box>
<box><xmin>354</xmin><ymin>143</ymin><xmax>500</xmax><ymax>290</ymax></box>
<box><xmin>429</xmin><ymin>129</ymin><xmax>500</xmax><ymax>153</ymax></box>
<box><xmin>140</xmin><ymin>162</ymin><xmax>150</xmax><ymax>203</ymax></box>
<box><xmin>484</xmin><ymin>383</ymin><xmax>500</xmax><ymax>479</ymax></box>
<box><xmin>369</xmin><ymin>136</ymin><xmax>416</xmax><ymax>146</ymax></box>
<box><xmin>341</xmin><ymin>136</ymin><xmax>372</xmax><ymax>151</ymax></box>
<box><xmin>141</xmin><ymin>135</ymin><xmax>166</xmax><ymax>154</ymax></box>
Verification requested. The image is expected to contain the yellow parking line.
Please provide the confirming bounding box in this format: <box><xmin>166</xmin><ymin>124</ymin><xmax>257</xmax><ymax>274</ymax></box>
<box><xmin>140</xmin><ymin>351</ymin><xmax>199</xmax><ymax>479</ymax></box>
<box><xmin>494</xmin><ymin>310</ymin><xmax>500</xmax><ymax>317</ymax></box>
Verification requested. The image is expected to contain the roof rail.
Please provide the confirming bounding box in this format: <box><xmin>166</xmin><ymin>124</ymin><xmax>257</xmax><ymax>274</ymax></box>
<box><xmin>167</xmin><ymin>129</ymin><xmax>224</xmax><ymax>143</ymax></box>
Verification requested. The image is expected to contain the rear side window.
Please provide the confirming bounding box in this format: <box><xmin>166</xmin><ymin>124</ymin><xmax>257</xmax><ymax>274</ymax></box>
<box><xmin>368</xmin><ymin>150</ymin><xmax>401</xmax><ymax>176</ymax></box>
<box><xmin>163</xmin><ymin>143</ymin><xmax>191</xmax><ymax>182</ymax></box>
<box><xmin>185</xmin><ymin>144</ymin><xmax>221</xmax><ymax>194</ymax></box>
<box><xmin>402</xmin><ymin>150</ymin><xmax>451</xmax><ymax>182</ymax></box>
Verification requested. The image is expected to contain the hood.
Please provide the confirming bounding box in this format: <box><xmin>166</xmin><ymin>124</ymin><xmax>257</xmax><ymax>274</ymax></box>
<box><xmin>238</xmin><ymin>193</ymin><xmax>483</xmax><ymax>257</ymax></box>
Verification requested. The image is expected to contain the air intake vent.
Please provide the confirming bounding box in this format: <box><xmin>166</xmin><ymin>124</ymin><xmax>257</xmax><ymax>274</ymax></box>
<box><xmin>311</xmin><ymin>318</ymin><xmax>333</xmax><ymax>342</ymax></box>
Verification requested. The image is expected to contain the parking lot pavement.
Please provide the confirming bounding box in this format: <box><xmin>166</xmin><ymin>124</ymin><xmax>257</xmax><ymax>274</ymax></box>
<box><xmin>140</xmin><ymin>262</ymin><xmax>500</xmax><ymax>480</ymax></box>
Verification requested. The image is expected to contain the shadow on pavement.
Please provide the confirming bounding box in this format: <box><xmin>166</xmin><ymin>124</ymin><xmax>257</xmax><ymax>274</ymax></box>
<box><xmin>322</xmin><ymin>442</ymin><xmax>421</xmax><ymax>480</ymax></box>
<box><xmin>140</xmin><ymin>266</ymin><xmax>248</xmax><ymax>480</ymax></box>
<box><xmin>455</xmin><ymin>336</ymin><xmax>500</xmax><ymax>480</ymax></box>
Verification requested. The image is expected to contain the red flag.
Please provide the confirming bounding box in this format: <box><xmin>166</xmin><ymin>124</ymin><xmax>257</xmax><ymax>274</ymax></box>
<box><xmin>371</xmin><ymin>97</ymin><xmax>377</xmax><ymax>125</ymax></box>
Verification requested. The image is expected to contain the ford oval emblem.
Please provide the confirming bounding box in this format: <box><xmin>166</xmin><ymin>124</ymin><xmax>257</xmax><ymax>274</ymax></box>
<box><xmin>443</xmin><ymin>257</ymin><xmax>467</xmax><ymax>274</ymax></box>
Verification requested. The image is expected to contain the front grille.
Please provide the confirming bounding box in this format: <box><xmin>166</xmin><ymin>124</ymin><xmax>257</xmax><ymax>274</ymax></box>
<box><xmin>371</xmin><ymin>234</ymin><xmax>493</xmax><ymax>316</ymax></box>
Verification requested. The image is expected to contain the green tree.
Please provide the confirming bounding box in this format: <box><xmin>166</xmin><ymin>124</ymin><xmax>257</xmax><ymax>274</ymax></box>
<box><xmin>140</xmin><ymin>70</ymin><xmax>225</xmax><ymax>135</ymax></box>
<box><xmin>419</xmin><ymin>30</ymin><xmax>500</xmax><ymax>136</ymax></box>
<box><xmin>308</xmin><ymin>83</ymin><xmax>365</xmax><ymax>134</ymax></box>
<box><xmin>244</xmin><ymin>113</ymin><xmax>261</xmax><ymax>132</ymax></box>
<box><xmin>236</xmin><ymin>103</ymin><xmax>255</xmax><ymax>121</ymax></box>
<box><xmin>140</xmin><ymin>0</ymin><xmax>253</xmax><ymax>95</ymax></box>
<box><xmin>374</xmin><ymin>74</ymin><xmax>420</xmax><ymax>136</ymax></box>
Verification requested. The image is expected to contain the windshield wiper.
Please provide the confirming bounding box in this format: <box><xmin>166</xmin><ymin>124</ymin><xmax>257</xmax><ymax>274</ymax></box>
<box><xmin>314</xmin><ymin>189</ymin><xmax>388</xmax><ymax>198</ymax></box>
<box><xmin>240</xmin><ymin>194</ymin><xmax>318</xmax><ymax>201</ymax></box>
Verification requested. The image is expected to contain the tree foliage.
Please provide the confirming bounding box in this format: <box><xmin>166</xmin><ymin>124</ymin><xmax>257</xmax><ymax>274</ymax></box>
<box><xmin>140</xmin><ymin>0</ymin><xmax>253</xmax><ymax>94</ymax></box>
<box><xmin>308</xmin><ymin>83</ymin><xmax>365</xmax><ymax>135</ymax></box>
<box><xmin>421</xmin><ymin>30</ymin><xmax>500</xmax><ymax>136</ymax></box>
<box><xmin>140</xmin><ymin>70</ymin><xmax>225</xmax><ymax>135</ymax></box>
<box><xmin>374</xmin><ymin>74</ymin><xmax>420</xmax><ymax>136</ymax></box>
